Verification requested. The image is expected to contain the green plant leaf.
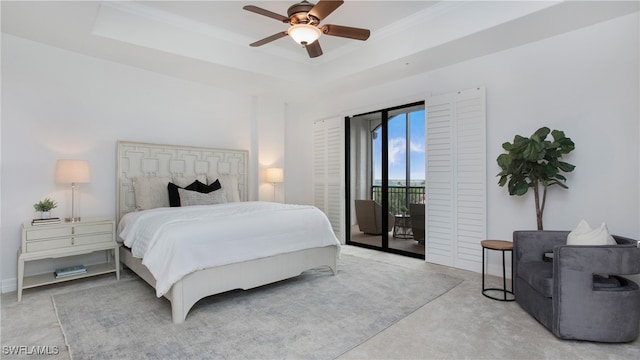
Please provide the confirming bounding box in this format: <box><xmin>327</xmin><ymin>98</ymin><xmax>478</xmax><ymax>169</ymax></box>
<box><xmin>510</xmin><ymin>139</ymin><xmax>528</xmax><ymax>154</ymax></box>
<box><xmin>523</xmin><ymin>142</ymin><xmax>540</xmax><ymax>161</ymax></box>
<box><xmin>513</xmin><ymin>134</ymin><xmax>527</xmax><ymax>143</ymax></box>
<box><xmin>551</xmin><ymin>129</ymin><xmax>565</xmax><ymax>140</ymax></box>
<box><xmin>558</xmin><ymin>161</ymin><xmax>575</xmax><ymax>172</ymax></box>
<box><xmin>544</xmin><ymin>163</ymin><xmax>558</xmax><ymax>177</ymax></box>
<box><xmin>513</xmin><ymin>180</ymin><xmax>529</xmax><ymax>196</ymax></box>
<box><xmin>496</xmin><ymin>153</ymin><xmax>511</xmax><ymax>169</ymax></box>
<box><xmin>534</xmin><ymin>127</ymin><xmax>551</xmax><ymax>139</ymax></box>
<box><xmin>560</xmin><ymin>139</ymin><xmax>575</xmax><ymax>153</ymax></box>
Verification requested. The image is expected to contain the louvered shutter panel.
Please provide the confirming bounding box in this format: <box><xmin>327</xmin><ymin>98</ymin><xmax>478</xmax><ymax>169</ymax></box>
<box><xmin>454</xmin><ymin>88</ymin><xmax>486</xmax><ymax>271</ymax></box>
<box><xmin>426</xmin><ymin>87</ymin><xmax>486</xmax><ymax>271</ymax></box>
<box><xmin>313</xmin><ymin>124</ymin><xmax>327</xmax><ymax>212</ymax></box>
<box><xmin>425</xmin><ymin>96</ymin><xmax>455</xmax><ymax>266</ymax></box>
<box><xmin>313</xmin><ymin>118</ymin><xmax>344</xmax><ymax>242</ymax></box>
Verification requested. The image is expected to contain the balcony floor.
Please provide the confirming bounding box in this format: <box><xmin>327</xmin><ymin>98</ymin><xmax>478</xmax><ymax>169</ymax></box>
<box><xmin>350</xmin><ymin>225</ymin><xmax>425</xmax><ymax>256</ymax></box>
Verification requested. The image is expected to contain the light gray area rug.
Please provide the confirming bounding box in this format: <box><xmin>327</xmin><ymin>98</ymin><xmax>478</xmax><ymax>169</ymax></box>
<box><xmin>53</xmin><ymin>255</ymin><xmax>463</xmax><ymax>360</ymax></box>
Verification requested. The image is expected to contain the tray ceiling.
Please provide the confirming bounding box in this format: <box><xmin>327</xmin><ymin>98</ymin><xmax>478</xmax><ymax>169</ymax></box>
<box><xmin>2</xmin><ymin>1</ymin><xmax>638</xmax><ymax>100</ymax></box>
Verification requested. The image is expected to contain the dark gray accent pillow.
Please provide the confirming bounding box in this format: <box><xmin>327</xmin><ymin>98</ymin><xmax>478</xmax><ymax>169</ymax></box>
<box><xmin>198</xmin><ymin>179</ymin><xmax>222</xmax><ymax>193</ymax></box>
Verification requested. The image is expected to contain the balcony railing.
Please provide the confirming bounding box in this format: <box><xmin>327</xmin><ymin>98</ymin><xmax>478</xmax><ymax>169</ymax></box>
<box><xmin>371</xmin><ymin>185</ymin><xmax>425</xmax><ymax>215</ymax></box>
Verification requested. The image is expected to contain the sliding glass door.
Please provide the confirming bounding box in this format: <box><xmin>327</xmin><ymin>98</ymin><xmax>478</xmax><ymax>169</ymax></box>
<box><xmin>347</xmin><ymin>102</ymin><xmax>425</xmax><ymax>259</ymax></box>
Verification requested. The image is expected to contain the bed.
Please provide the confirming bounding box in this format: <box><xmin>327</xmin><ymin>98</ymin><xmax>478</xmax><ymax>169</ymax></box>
<box><xmin>116</xmin><ymin>141</ymin><xmax>340</xmax><ymax>324</ymax></box>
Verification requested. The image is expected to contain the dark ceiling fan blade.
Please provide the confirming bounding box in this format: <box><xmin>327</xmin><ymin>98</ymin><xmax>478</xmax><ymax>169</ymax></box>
<box><xmin>321</xmin><ymin>24</ymin><xmax>370</xmax><ymax>41</ymax></box>
<box><xmin>305</xmin><ymin>41</ymin><xmax>323</xmax><ymax>58</ymax></box>
<box><xmin>243</xmin><ymin>5</ymin><xmax>289</xmax><ymax>23</ymax></box>
<box><xmin>249</xmin><ymin>32</ymin><xmax>288</xmax><ymax>47</ymax></box>
<box><xmin>308</xmin><ymin>0</ymin><xmax>344</xmax><ymax>22</ymax></box>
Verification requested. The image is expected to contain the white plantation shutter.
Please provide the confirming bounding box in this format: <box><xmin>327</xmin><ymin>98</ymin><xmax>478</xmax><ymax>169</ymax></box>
<box><xmin>313</xmin><ymin>117</ymin><xmax>344</xmax><ymax>242</ymax></box>
<box><xmin>455</xmin><ymin>88</ymin><xmax>487</xmax><ymax>270</ymax></box>
<box><xmin>425</xmin><ymin>87</ymin><xmax>486</xmax><ymax>271</ymax></box>
<box><xmin>425</xmin><ymin>98</ymin><xmax>455</xmax><ymax>266</ymax></box>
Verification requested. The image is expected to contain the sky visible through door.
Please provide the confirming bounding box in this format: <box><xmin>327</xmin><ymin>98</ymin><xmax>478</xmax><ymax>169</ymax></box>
<box><xmin>373</xmin><ymin>110</ymin><xmax>425</xmax><ymax>186</ymax></box>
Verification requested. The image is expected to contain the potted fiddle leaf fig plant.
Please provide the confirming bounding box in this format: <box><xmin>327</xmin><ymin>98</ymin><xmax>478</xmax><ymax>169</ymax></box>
<box><xmin>33</xmin><ymin>198</ymin><xmax>58</xmax><ymax>219</ymax></box>
<box><xmin>496</xmin><ymin>127</ymin><xmax>575</xmax><ymax>230</ymax></box>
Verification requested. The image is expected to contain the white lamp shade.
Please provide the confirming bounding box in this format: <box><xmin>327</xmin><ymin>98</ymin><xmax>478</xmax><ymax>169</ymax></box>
<box><xmin>265</xmin><ymin>168</ymin><xmax>284</xmax><ymax>183</ymax></box>
<box><xmin>55</xmin><ymin>160</ymin><xmax>91</xmax><ymax>183</ymax></box>
<box><xmin>288</xmin><ymin>24</ymin><xmax>321</xmax><ymax>45</ymax></box>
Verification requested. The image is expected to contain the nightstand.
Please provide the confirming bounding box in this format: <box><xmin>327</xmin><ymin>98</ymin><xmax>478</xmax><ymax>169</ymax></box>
<box><xmin>17</xmin><ymin>217</ymin><xmax>119</xmax><ymax>301</ymax></box>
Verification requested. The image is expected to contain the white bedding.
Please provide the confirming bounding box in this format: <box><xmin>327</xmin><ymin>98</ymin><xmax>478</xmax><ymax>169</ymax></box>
<box><xmin>118</xmin><ymin>201</ymin><xmax>340</xmax><ymax>297</ymax></box>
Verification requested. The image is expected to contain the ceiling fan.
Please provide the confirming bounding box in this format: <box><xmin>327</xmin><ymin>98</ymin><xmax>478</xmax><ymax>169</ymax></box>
<box><xmin>243</xmin><ymin>0</ymin><xmax>370</xmax><ymax>58</ymax></box>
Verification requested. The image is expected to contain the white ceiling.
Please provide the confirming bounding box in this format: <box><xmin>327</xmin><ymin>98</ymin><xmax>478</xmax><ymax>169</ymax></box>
<box><xmin>2</xmin><ymin>1</ymin><xmax>638</xmax><ymax>101</ymax></box>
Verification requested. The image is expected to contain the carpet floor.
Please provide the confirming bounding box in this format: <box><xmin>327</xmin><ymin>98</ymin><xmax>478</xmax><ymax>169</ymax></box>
<box><xmin>52</xmin><ymin>254</ymin><xmax>462</xmax><ymax>359</ymax></box>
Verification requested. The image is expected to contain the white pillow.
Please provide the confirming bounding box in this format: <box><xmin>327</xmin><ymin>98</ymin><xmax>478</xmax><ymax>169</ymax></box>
<box><xmin>133</xmin><ymin>177</ymin><xmax>171</xmax><ymax>210</ymax></box>
<box><xmin>567</xmin><ymin>219</ymin><xmax>617</xmax><ymax>246</ymax></box>
<box><xmin>215</xmin><ymin>175</ymin><xmax>241</xmax><ymax>202</ymax></box>
<box><xmin>178</xmin><ymin>188</ymin><xmax>227</xmax><ymax>206</ymax></box>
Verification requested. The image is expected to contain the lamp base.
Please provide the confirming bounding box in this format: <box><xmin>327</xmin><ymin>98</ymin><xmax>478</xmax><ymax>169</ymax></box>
<box><xmin>65</xmin><ymin>217</ymin><xmax>82</xmax><ymax>223</ymax></box>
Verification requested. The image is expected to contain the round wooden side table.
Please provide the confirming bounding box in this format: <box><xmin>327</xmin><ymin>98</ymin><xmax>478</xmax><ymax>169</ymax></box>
<box><xmin>481</xmin><ymin>240</ymin><xmax>515</xmax><ymax>301</ymax></box>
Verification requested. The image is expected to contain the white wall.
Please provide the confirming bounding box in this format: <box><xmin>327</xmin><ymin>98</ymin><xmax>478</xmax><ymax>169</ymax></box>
<box><xmin>0</xmin><ymin>35</ymin><xmax>285</xmax><ymax>291</ymax></box>
<box><xmin>285</xmin><ymin>14</ymin><xmax>640</xmax><ymax>276</ymax></box>
<box><xmin>255</xmin><ymin>97</ymin><xmax>286</xmax><ymax>202</ymax></box>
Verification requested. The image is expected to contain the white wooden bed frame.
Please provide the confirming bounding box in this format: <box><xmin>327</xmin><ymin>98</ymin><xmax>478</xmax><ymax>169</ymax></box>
<box><xmin>116</xmin><ymin>141</ymin><xmax>338</xmax><ymax>324</ymax></box>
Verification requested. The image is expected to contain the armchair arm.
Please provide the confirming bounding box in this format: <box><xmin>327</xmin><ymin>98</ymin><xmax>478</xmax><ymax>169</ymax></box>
<box><xmin>554</xmin><ymin>244</ymin><xmax>640</xmax><ymax>277</ymax></box>
<box><xmin>552</xmin><ymin>244</ymin><xmax>640</xmax><ymax>341</ymax></box>
<box><xmin>513</xmin><ymin>231</ymin><xmax>569</xmax><ymax>264</ymax></box>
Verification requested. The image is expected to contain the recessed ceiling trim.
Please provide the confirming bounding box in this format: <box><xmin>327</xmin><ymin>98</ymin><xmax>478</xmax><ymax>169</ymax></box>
<box><xmin>313</xmin><ymin>0</ymin><xmax>563</xmax><ymax>82</ymax></box>
<box><xmin>92</xmin><ymin>2</ymin><xmax>313</xmax><ymax>81</ymax></box>
<box><xmin>102</xmin><ymin>1</ymin><xmax>249</xmax><ymax>46</ymax></box>
<box><xmin>99</xmin><ymin>1</ymin><xmax>318</xmax><ymax>66</ymax></box>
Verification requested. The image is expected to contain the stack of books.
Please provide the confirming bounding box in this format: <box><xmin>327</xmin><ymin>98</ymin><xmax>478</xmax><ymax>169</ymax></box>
<box><xmin>31</xmin><ymin>217</ymin><xmax>61</xmax><ymax>225</ymax></box>
<box><xmin>54</xmin><ymin>265</ymin><xmax>87</xmax><ymax>278</ymax></box>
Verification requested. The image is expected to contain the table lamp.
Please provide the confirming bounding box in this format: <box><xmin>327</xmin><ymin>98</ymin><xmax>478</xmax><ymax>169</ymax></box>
<box><xmin>55</xmin><ymin>159</ymin><xmax>91</xmax><ymax>222</ymax></box>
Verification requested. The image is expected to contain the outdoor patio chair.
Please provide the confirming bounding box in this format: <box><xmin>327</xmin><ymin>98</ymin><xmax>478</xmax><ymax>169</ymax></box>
<box><xmin>355</xmin><ymin>199</ymin><xmax>395</xmax><ymax>235</ymax></box>
<box><xmin>409</xmin><ymin>203</ymin><xmax>425</xmax><ymax>243</ymax></box>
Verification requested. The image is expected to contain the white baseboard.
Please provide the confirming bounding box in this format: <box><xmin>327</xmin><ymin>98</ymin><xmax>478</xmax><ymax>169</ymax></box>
<box><xmin>2</xmin><ymin>278</ymin><xmax>17</xmax><ymax>294</ymax></box>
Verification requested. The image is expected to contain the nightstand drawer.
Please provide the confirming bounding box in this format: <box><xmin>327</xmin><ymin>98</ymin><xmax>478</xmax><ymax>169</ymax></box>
<box><xmin>26</xmin><ymin>227</ymin><xmax>71</xmax><ymax>240</ymax></box>
<box><xmin>74</xmin><ymin>233</ymin><xmax>114</xmax><ymax>246</ymax></box>
<box><xmin>25</xmin><ymin>233</ymin><xmax>113</xmax><ymax>252</ymax></box>
<box><xmin>25</xmin><ymin>223</ymin><xmax>112</xmax><ymax>240</ymax></box>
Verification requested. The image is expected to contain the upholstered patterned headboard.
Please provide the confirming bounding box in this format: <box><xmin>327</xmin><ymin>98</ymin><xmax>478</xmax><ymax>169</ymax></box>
<box><xmin>116</xmin><ymin>141</ymin><xmax>248</xmax><ymax>222</ymax></box>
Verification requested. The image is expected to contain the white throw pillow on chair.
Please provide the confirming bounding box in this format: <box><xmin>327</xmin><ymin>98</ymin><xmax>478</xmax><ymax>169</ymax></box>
<box><xmin>567</xmin><ymin>219</ymin><xmax>616</xmax><ymax>246</ymax></box>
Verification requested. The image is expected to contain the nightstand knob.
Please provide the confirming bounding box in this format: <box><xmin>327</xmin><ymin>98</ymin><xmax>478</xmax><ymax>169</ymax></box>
<box><xmin>71</xmin><ymin>238</ymin><xmax>75</xmax><ymax>245</ymax></box>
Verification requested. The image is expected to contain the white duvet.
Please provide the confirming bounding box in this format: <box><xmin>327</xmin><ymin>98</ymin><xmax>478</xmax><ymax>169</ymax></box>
<box><xmin>118</xmin><ymin>201</ymin><xmax>340</xmax><ymax>297</ymax></box>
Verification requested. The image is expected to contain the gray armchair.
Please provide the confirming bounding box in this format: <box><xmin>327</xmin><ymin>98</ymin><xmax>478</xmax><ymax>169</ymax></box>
<box><xmin>354</xmin><ymin>200</ymin><xmax>395</xmax><ymax>235</ymax></box>
<box><xmin>513</xmin><ymin>231</ymin><xmax>640</xmax><ymax>342</ymax></box>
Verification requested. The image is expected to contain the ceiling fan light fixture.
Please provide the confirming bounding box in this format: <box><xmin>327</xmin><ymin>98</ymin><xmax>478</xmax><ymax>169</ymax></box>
<box><xmin>288</xmin><ymin>24</ymin><xmax>321</xmax><ymax>46</ymax></box>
